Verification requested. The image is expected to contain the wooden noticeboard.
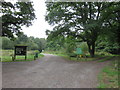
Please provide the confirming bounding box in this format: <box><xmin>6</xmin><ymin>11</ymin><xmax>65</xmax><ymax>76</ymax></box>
<box><xmin>13</xmin><ymin>45</ymin><xmax>27</xmax><ymax>61</ymax></box>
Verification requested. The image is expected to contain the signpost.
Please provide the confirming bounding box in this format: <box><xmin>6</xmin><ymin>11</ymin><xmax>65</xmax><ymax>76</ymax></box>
<box><xmin>76</xmin><ymin>48</ymin><xmax>83</xmax><ymax>54</ymax></box>
<box><xmin>12</xmin><ymin>45</ymin><xmax>27</xmax><ymax>61</ymax></box>
<box><xmin>76</xmin><ymin>48</ymin><xmax>83</xmax><ymax>60</ymax></box>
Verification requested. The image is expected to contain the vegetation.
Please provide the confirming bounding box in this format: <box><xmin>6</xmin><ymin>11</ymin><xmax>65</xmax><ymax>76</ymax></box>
<box><xmin>45</xmin><ymin>2</ymin><xmax>120</xmax><ymax>57</ymax></box>
<box><xmin>1</xmin><ymin>33</ymin><xmax>46</xmax><ymax>62</ymax></box>
<box><xmin>44</xmin><ymin>2</ymin><xmax>119</xmax><ymax>88</ymax></box>
<box><xmin>1</xmin><ymin>1</ymin><xmax>46</xmax><ymax>62</ymax></box>
<box><xmin>1</xmin><ymin>2</ymin><xmax>36</xmax><ymax>39</ymax></box>
<box><xmin>98</xmin><ymin>57</ymin><xmax>119</xmax><ymax>88</ymax></box>
<box><xmin>1</xmin><ymin>33</ymin><xmax>46</xmax><ymax>51</ymax></box>
<box><xmin>1</xmin><ymin>50</ymin><xmax>44</xmax><ymax>62</ymax></box>
<box><xmin>43</xmin><ymin>50</ymin><xmax>114</xmax><ymax>62</ymax></box>
<box><xmin>1</xmin><ymin>1</ymin><xmax>119</xmax><ymax>88</ymax></box>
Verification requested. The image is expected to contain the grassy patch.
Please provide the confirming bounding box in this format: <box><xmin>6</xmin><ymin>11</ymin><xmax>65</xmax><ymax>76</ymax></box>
<box><xmin>43</xmin><ymin>50</ymin><xmax>116</xmax><ymax>62</ymax></box>
<box><xmin>1</xmin><ymin>50</ymin><xmax>44</xmax><ymax>62</ymax></box>
<box><xmin>52</xmin><ymin>53</ymin><xmax>115</xmax><ymax>62</ymax></box>
<box><xmin>97</xmin><ymin>57</ymin><xmax>119</xmax><ymax>88</ymax></box>
<box><xmin>97</xmin><ymin>56</ymin><xmax>114</xmax><ymax>62</ymax></box>
<box><xmin>66</xmin><ymin>56</ymin><xmax>96</xmax><ymax>62</ymax></box>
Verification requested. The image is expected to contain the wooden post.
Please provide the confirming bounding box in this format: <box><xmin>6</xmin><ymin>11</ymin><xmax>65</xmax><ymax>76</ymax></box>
<box><xmin>25</xmin><ymin>55</ymin><xmax>27</xmax><ymax>60</ymax></box>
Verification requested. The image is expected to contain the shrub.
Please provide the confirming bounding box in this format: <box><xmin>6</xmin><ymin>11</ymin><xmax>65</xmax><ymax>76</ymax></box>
<box><xmin>78</xmin><ymin>42</ymin><xmax>88</xmax><ymax>54</ymax></box>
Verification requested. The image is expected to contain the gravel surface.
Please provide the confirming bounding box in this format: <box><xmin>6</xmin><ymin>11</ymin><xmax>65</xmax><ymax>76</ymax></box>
<box><xmin>2</xmin><ymin>54</ymin><xmax>110</xmax><ymax>88</ymax></box>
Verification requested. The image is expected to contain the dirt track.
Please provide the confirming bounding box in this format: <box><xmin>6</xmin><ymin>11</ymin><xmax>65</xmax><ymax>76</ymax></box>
<box><xmin>2</xmin><ymin>54</ymin><xmax>110</xmax><ymax>88</ymax></box>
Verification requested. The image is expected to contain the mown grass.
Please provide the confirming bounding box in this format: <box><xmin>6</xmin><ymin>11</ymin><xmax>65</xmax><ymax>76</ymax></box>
<box><xmin>97</xmin><ymin>57</ymin><xmax>119</xmax><ymax>88</ymax></box>
<box><xmin>1</xmin><ymin>50</ymin><xmax>44</xmax><ymax>62</ymax></box>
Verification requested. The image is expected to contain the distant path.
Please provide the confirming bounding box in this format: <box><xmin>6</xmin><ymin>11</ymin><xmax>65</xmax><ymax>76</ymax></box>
<box><xmin>2</xmin><ymin>54</ymin><xmax>111</xmax><ymax>88</ymax></box>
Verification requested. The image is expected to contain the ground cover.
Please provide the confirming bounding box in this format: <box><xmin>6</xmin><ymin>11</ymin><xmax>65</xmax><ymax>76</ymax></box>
<box><xmin>97</xmin><ymin>56</ymin><xmax>119</xmax><ymax>88</ymax></box>
<box><xmin>1</xmin><ymin>50</ymin><xmax>44</xmax><ymax>62</ymax></box>
<box><xmin>43</xmin><ymin>50</ymin><xmax>115</xmax><ymax>62</ymax></box>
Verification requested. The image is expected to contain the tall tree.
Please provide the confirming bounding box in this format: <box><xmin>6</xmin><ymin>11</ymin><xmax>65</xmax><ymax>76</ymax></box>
<box><xmin>45</xmin><ymin>2</ymin><xmax>105</xmax><ymax>57</ymax></box>
<box><xmin>1</xmin><ymin>1</ymin><xmax>36</xmax><ymax>39</ymax></box>
<box><xmin>101</xmin><ymin>2</ymin><xmax>120</xmax><ymax>46</ymax></box>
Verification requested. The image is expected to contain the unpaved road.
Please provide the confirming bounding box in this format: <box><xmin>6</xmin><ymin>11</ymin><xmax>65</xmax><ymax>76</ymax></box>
<box><xmin>2</xmin><ymin>54</ymin><xmax>110</xmax><ymax>88</ymax></box>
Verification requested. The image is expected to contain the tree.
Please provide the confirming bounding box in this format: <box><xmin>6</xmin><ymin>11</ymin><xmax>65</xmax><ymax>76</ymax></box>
<box><xmin>45</xmin><ymin>2</ymin><xmax>105</xmax><ymax>57</ymax></box>
<box><xmin>39</xmin><ymin>38</ymin><xmax>47</xmax><ymax>50</ymax></box>
<box><xmin>2</xmin><ymin>37</ymin><xmax>14</xmax><ymax>49</ymax></box>
<box><xmin>96</xmin><ymin>37</ymin><xmax>120</xmax><ymax>54</ymax></box>
<box><xmin>1</xmin><ymin>2</ymin><xmax>36</xmax><ymax>39</ymax></box>
<box><xmin>94</xmin><ymin>2</ymin><xmax>120</xmax><ymax>55</ymax></box>
<box><xmin>46</xmin><ymin>30</ymin><xmax>65</xmax><ymax>51</ymax></box>
<box><xmin>15</xmin><ymin>33</ymin><xmax>29</xmax><ymax>44</ymax></box>
<box><xmin>29</xmin><ymin>36</ymin><xmax>46</xmax><ymax>52</ymax></box>
<box><xmin>1</xmin><ymin>33</ymin><xmax>47</xmax><ymax>51</ymax></box>
<box><xmin>100</xmin><ymin>2</ymin><xmax>120</xmax><ymax>52</ymax></box>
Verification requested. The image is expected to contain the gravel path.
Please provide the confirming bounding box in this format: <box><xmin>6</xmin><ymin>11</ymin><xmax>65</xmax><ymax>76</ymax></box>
<box><xmin>2</xmin><ymin>54</ymin><xmax>110</xmax><ymax>88</ymax></box>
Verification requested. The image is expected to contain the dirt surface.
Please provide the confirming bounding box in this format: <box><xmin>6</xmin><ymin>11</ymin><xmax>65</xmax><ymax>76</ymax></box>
<box><xmin>2</xmin><ymin>54</ymin><xmax>111</xmax><ymax>88</ymax></box>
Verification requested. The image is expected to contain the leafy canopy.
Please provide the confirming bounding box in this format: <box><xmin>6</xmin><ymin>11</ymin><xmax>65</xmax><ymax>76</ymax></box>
<box><xmin>1</xmin><ymin>2</ymin><xmax>36</xmax><ymax>39</ymax></box>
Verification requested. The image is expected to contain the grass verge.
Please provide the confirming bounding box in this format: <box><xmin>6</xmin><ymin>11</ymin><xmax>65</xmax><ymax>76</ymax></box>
<box><xmin>46</xmin><ymin>52</ymin><xmax>115</xmax><ymax>62</ymax></box>
<box><xmin>97</xmin><ymin>57</ymin><xmax>119</xmax><ymax>88</ymax></box>
<box><xmin>1</xmin><ymin>50</ymin><xmax>44</xmax><ymax>62</ymax></box>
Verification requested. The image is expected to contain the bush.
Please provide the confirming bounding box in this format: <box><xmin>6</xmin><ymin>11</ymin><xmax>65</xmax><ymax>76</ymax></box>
<box><xmin>96</xmin><ymin>52</ymin><xmax>112</xmax><ymax>56</ymax></box>
<box><xmin>34</xmin><ymin>50</ymin><xmax>40</xmax><ymax>54</ymax></box>
<box><xmin>68</xmin><ymin>53</ymin><xmax>77</xmax><ymax>57</ymax></box>
<box><xmin>78</xmin><ymin>42</ymin><xmax>88</xmax><ymax>54</ymax></box>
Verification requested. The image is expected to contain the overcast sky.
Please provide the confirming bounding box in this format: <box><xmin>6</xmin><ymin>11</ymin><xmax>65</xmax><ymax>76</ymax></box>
<box><xmin>22</xmin><ymin>0</ymin><xmax>53</xmax><ymax>38</ymax></box>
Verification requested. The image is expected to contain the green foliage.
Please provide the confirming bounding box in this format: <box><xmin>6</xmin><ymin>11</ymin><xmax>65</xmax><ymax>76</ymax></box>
<box><xmin>2</xmin><ymin>50</ymin><xmax>44</xmax><ymax>62</ymax></box>
<box><xmin>95</xmin><ymin>52</ymin><xmax>112</xmax><ymax>56</ymax></box>
<box><xmin>102</xmin><ymin>66</ymin><xmax>118</xmax><ymax>76</ymax></box>
<box><xmin>45</xmin><ymin>2</ymin><xmax>107</xmax><ymax>57</ymax></box>
<box><xmin>46</xmin><ymin>32</ymin><xmax>65</xmax><ymax>51</ymax></box>
<box><xmin>28</xmin><ymin>42</ymin><xmax>39</xmax><ymax>50</ymax></box>
<box><xmin>98</xmin><ymin>59</ymin><xmax>119</xmax><ymax>88</ymax></box>
<box><xmin>45</xmin><ymin>2</ymin><xmax>120</xmax><ymax>57</ymax></box>
<box><xmin>78</xmin><ymin>42</ymin><xmax>88</xmax><ymax>54</ymax></box>
<box><xmin>100</xmin><ymin>2</ymin><xmax>120</xmax><ymax>47</ymax></box>
<box><xmin>98</xmin><ymin>56</ymin><xmax>113</xmax><ymax>62</ymax></box>
<box><xmin>96</xmin><ymin>37</ymin><xmax>120</xmax><ymax>54</ymax></box>
<box><xmin>1</xmin><ymin>34</ymin><xmax>46</xmax><ymax>51</ymax></box>
<box><xmin>2</xmin><ymin>37</ymin><xmax>14</xmax><ymax>49</ymax></box>
<box><xmin>64</xmin><ymin>36</ymin><xmax>76</xmax><ymax>54</ymax></box>
<box><xmin>34</xmin><ymin>50</ymin><xmax>40</xmax><ymax>54</ymax></box>
<box><xmin>1</xmin><ymin>2</ymin><xmax>36</xmax><ymax>39</ymax></box>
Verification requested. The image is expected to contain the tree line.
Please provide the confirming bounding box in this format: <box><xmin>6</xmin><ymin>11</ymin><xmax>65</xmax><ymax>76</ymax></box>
<box><xmin>1</xmin><ymin>33</ymin><xmax>46</xmax><ymax>52</ymax></box>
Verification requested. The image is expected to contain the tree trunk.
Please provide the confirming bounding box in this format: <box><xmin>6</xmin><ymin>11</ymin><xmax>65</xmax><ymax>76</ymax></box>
<box><xmin>87</xmin><ymin>42</ymin><xmax>95</xmax><ymax>57</ymax></box>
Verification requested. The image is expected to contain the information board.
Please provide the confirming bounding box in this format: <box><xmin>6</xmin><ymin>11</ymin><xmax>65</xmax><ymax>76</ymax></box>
<box><xmin>15</xmin><ymin>46</ymin><xmax>27</xmax><ymax>55</ymax></box>
<box><xmin>12</xmin><ymin>45</ymin><xmax>27</xmax><ymax>61</ymax></box>
<box><xmin>76</xmin><ymin>48</ymin><xmax>83</xmax><ymax>54</ymax></box>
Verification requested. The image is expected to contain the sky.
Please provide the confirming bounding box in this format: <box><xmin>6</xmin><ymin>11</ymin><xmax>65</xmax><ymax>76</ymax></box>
<box><xmin>22</xmin><ymin>0</ymin><xmax>53</xmax><ymax>38</ymax></box>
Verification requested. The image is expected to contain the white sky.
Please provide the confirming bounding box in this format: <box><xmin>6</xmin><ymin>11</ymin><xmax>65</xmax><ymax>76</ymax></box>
<box><xmin>22</xmin><ymin>0</ymin><xmax>53</xmax><ymax>38</ymax></box>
